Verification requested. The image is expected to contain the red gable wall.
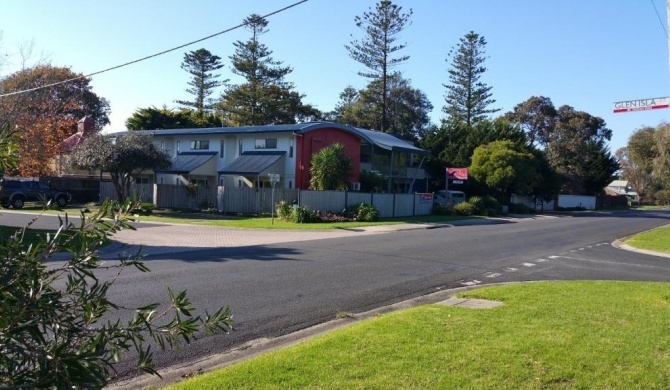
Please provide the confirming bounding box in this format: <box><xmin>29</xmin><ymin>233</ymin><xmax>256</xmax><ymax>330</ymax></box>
<box><xmin>295</xmin><ymin>127</ymin><xmax>361</xmax><ymax>189</ymax></box>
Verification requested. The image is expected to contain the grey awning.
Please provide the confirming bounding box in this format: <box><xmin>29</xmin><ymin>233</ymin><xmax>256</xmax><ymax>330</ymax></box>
<box><xmin>155</xmin><ymin>151</ymin><xmax>217</xmax><ymax>174</ymax></box>
<box><xmin>219</xmin><ymin>151</ymin><xmax>285</xmax><ymax>175</ymax></box>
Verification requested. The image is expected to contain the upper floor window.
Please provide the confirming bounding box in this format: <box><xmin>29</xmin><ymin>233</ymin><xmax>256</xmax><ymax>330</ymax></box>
<box><xmin>255</xmin><ymin>138</ymin><xmax>277</xmax><ymax>149</ymax></box>
<box><xmin>191</xmin><ymin>140</ymin><xmax>209</xmax><ymax>150</ymax></box>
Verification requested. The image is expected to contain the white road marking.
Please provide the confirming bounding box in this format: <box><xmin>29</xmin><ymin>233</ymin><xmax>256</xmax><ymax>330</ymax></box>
<box><xmin>485</xmin><ymin>272</ymin><xmax>502</xmax><ymax>278</ymax></box>
<box><xmin>522</xmin><ymin>262</ymin><xmax>536</xmax><ymax>267</ymax></box>
<box><xmin>504</xmin><ymin>267</ymin><xmax>518</xmax><ymax>272</ymax></box>
<box><xmin>460</xmin><ymin>280</ymin><xmax>482</xmax><ymax>286</ymax></box>
<box><xmin>536</xmin><ymin>259</ymin><xmax>548</xmax><ymax>262</ymax></box>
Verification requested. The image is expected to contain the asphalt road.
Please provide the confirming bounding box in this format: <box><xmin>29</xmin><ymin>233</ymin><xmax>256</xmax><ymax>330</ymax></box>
<box><xmin>99</xmin><ymin>209</ymin><xmax>670</xmax><ymax>380</ymax></box>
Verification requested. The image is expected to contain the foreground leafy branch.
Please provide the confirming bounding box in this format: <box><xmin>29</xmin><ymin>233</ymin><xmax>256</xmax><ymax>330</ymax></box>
<box><xmin>0</xmin><ymin>199</ymin><xmax>233</xmax><ymax>389</ymax></box>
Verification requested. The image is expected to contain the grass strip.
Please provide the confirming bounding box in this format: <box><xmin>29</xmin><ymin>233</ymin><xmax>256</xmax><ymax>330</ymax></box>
<box><xmin>625</xmin><ymin>225</ymin><xmax>670</xmax><ymax>253</ymax></box>
<box><xmin>166</xmin><ymin>281</ymin><xmax>670</xmax><ymax>389</ymax></box>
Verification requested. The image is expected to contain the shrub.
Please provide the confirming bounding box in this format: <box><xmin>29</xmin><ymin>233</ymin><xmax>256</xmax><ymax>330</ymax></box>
<box><xmin>481</xmin><ymin>196</ymin><xmax>500</xmax><ymax>212</ymax></box>
<box><xmin>432</xmin><ymin>204</ymin><xmax>453</xmax><ymax>215</ymax></box>
<box><xmin>345</xmin><ymin>202</ymin><xmax>379</xmax><ymax>222</ymax></box>
<box><xmin>355</xmin><ymin>202</ymin><xmax>379</xmax><ymax>222</ymax></box>
<box><xmin>0</xmin><ymin>199</ymin><xmax>233</xmax><ymax>388</ymax></box>
<box><xmin>467</xmin><ymin>196</ymin><xmax>485</xmax><ymax>215</ymax></box>
<box><xmin>453</xmin><ymin>202</ymin><xmax>476</xmax><ymax>216</ymax></box>
<box><xmin>132</xmin><ymin>202</ymin><xmax>155</xmax><ymax>215</ymax></box>
<box><xmin>291</xmin><ymin>205</ymin><xmax>317</xmax><ymax>223</ymax></box>
<box><xmin>510</xmin><ymin>202</ymin><xmax>534</xmax><ymax>214</ymax></box>
<box><xmin>276</xmin><ymin>200</ymin><xmax>292</xmax><ymax>221</ymax></box>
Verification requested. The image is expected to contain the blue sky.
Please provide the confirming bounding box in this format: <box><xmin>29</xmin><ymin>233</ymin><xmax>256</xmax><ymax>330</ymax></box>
<box><xmin>1</xmin><ymin>0</ymin><xmax>669</xmax><ymax>152</ymax></box>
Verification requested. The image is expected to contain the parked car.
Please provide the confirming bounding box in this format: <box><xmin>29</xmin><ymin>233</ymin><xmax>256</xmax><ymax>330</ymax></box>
<box><xmin>434</xmin><ymin>190</ymin><xmax>466</xmax><ymax>207</ymax></box>
<box><xmin>0</xmin><ymin>178</ymin><xmax>72</xmax><ymax>209</ymax></box>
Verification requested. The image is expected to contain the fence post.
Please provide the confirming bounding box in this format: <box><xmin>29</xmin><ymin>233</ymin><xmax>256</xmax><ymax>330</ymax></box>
<box><xmin>413</xmin><ymin>192</ymin><xmax>416</xmax><ymax>216</ymax></box>
<box><xmin>344</xmin><ymin>190</ymin><xmax>348</xmax><ymax>210</ymax></box>
<box><xmin>392</xmin><ymin>193</ymin><xmax>396</xmax><ymax>218</ymax></box>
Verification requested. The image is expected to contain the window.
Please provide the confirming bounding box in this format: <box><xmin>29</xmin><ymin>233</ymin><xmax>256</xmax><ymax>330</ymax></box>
<box><xmin>160</xmin><ymin>140</ymin><xmax>165</xmax><ymax>150</ymax></box>
<box><xmin>135</xmin><ymin>177</ymin><xmax>149</xmax><ymax>184</ymax></box>
<box><xmin>238</xmin><ymin>139</ymin><xmax>243</xmax><ymax>156</ymax></box>
<box><xmin>289</xmin><ymin>139</ymin><xmax>294</xmax><ymax>158</ymax></box>
<box><xmin>255</xmin><ymin>138</ymin><xmax>277</xmax><ymax>149</ymax></box>
<box><xmin>176</xmin><ymin>141</ymin><xmax>180</xmax><ymax>154</ymax></box>
<box><xmin>288</xmin><ymin>181</ymin><xmax>292</xmax><ymax>189</ymax></box>
<box><xmin>219</xmin><ymin>140</ymin><xmax>225</xmax><ymax>158</ymax></box>
<box><xmin>191</xmin><ymin>140</ymin><xmax>209</xmax><ymax>150</ymax></box>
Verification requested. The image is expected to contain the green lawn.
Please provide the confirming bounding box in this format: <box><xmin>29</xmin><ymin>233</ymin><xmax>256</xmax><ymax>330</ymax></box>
<box><xmin>625</xmin><ymin>225</ymin><xmax>670</xmax><ymax>253</ymax></box>
<box><xmin>166</xmin><ymin>281</ymin><xmax>670</xmax><ymax>389</ymax></box>
<box><xmin>0</xmin><ymin>225</ymin><xmax>96</xmax><ymax>249</ymax></box>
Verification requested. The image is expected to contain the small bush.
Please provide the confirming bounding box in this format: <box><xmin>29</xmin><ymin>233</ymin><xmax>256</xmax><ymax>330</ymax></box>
<box><xmin>356</xmin><ymin>203</ymin><xmax>379</xmax><ymax>222</ymax></box>
<box><xmin>486</xmin><ymin>208</ymin><xmax>497</xmax><ymax>217</ymax></box>
<box><xmin>291</xmin><ymin>205</ymin><xmax>317</xmax><ymax>223</ymax></box>
<box><xmin>276</xmin><ymin>200</ymin><xmax>292</xmax><ymax>221</ymax></box>
<box><xmin>482</xmin><ymin>196</ymin><xmax>500</xmax><ymax>212</ymax></box>
<box><xmin>510</xmin><ymin>203</ymin><xmax>534</xmax><ymax>214</ymax></box>
<box><xmin>467</xmin><ymin>196</ymin><xmax>485</xmax><ymax>215</ymax></box>
<box><xmin>432</xmin><ymin>204</ymin><xmax>453</xmax><ymax>215</ymax></box>
<box><xmin>557</xmin><ymin>206</ymin><xmax>587</xmax><ymax>212</ymax></box>
<box><xmin>133</xmin><ymin>202</ymin><xmax>155</xmax><ymax>215</ymax></box>
<box><xmin>453</xmin><ymin>202</ymin><xmax>476</xmax><ymax>216</ymax></box>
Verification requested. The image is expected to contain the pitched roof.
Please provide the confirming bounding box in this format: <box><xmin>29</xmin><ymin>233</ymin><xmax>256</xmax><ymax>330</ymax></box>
<box><xmin>219</xmin><ymin>151</ymin><xmax>285</xmax><ymax>175</ymax></box>
<box><xmin>155</xmin><ymin>151</ymin><xmax>217</xmax><ymax>174</ymax></box>
<box><xmin>109</xmin><ymin>122</ymin><xmax>426</xmax><ymax>154</ymax></box>
<box><xmin>608</xmin><ymin>180</ymin><xmax>628</xmax><ymax>188</ymax></box>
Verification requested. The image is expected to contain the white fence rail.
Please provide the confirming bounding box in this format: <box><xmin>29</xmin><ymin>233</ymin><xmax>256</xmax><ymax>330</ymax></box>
<box><xmin>100</xmin><ymin>183</ymin><xmax>433</xmax><ymax>217</ymax></box>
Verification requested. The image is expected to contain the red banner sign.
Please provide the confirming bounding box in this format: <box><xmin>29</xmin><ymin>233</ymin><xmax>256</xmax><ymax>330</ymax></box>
<box><xmin>447</xmin><ymin>168</ymin><xmax>468</xmax><ymax>180</ymax></box>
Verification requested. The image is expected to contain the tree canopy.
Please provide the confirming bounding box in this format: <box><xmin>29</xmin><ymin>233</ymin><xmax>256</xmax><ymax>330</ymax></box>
<box><xmin>330</xmin><ymin>75</ymin><xmax>432</xmax><ymax>140</ymax></box>
<box><xmin>346</xmin><ymin>0</ymin><xmax>413</xmax><ymax>132</ymax></box>
<box><xmin>443</xmin><ymin>31</ymin><xmax>498</xmax><ymax>127</ymax></box>
<box><xmin>175</xmin><ymin>48</ymin><xmax>226</xmax><ymax>112</ymax></box>
<box><xmin>125</xmin><ymin>106</ymin><xmax>221</xmax><ymax>130</ymax></box>
<box><xmin>218</xmin><ymin>14</ymin><xmax>318</xmax><ymax>126</ymax></box>
<box><xmin>470</xmin><ymin>140</ymin><xmax>540</xmax><ymax>201</ymax></box>
<box><xmin>503</xmin><ymin>96</ymin><xmax>557</xmax><ymax>148</ymax></box>
<box><xmin>69</xmin><ymin>133</ymin><xmax>171</xmax><ymax>201</ymax></box>
<box><xmin>0</xmin><ymin>65</ymin><xmax>110</xmax><ymax>177</ymax></box>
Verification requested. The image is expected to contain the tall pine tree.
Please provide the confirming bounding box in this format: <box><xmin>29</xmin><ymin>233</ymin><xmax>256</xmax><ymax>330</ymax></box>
<box><xmin>346</xmin><ymin>0</ymin><xmax>412</xmax><ymax>133</ymax></box>
<box><xmin>176</xmin><ymin>48</ymin><xmax>226</xmax><ymax>112</ymax></box>
<box><xmin>219</xmin><ymin>14</ymin><xmax>317</xmax><ymax>125</ymax></box>
<box><xmin>443</xmin><ymin>31</ymin><xmax>498</xmax><ymax>126</ymax></box>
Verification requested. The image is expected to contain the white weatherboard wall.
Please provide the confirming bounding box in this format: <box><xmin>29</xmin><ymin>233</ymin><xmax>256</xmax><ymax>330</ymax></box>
<box><xmin>558</xmin><ymin>195</ymin><xmax>596</xmax><ymax>210</ymax></box>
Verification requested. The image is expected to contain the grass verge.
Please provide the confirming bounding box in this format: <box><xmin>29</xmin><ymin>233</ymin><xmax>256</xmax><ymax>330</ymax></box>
<box><xmin>625</xmin><ymin>225</ymin><xmax>670</xmax><ymax>253</ymax></box>
<box><xmin>0</xmin><ymin>225</ymin><xmax>98</xmax><ymax>249</ymax></box>
<box><xmin>166</xmin><ymin>281</ymin><xmax>670</xmax><ymax>389</ymax></box>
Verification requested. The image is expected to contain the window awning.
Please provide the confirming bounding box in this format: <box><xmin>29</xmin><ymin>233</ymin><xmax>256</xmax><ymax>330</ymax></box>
<box><xmin>155</xmin><ymin>151</ymin><xmax>217</xmax><ymax>175</ymax></box>
<box><xmin>219</xmin><ymin>151</ymin><xmax>285</xmax><ymax>175</ymax></box>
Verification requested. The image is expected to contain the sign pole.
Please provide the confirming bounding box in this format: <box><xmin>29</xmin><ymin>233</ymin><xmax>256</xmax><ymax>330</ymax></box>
<box><xmin>268</xmin><ymin>173</ymin><xmax>280</xmax><ymax>225</ymax></box>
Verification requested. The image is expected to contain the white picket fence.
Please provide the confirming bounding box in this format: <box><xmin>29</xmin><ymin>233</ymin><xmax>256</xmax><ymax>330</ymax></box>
<box><xmin>100</xmin><ymin>183</ymin><xmax>433</xmax><ymax>217</ymax></box>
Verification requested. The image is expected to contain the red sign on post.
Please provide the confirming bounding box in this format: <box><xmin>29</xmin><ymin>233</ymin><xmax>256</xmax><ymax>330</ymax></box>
<box><xmin>447</xmin><ymin>168</ymin><xmax>468</xmax><ymax>180</ymax></box>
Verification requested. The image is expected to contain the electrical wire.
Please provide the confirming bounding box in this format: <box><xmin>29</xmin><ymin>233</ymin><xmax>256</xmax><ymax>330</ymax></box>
<box><xmin>0</xmin><ymin>0</ymin><xmax>309</xmax><ymax>98</ymax></box>
<box><xmin>650</xmin><ymin>0</ymin><xmax>668</xmax><ymax>37</ymax></box>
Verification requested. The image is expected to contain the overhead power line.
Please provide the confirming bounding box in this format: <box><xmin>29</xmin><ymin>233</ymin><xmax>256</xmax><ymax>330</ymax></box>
<box><xmin>0</xmin><ymin>0</ymin><xmax>309</xmax><ymax>98</ymax></box>
<box><xmin>650</xmin><ymin>0</ymin><xmax>668</xmax><ymax>37</ymax></box>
